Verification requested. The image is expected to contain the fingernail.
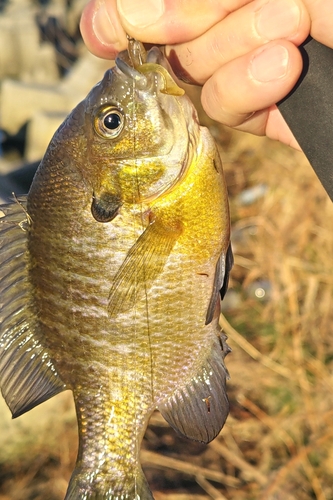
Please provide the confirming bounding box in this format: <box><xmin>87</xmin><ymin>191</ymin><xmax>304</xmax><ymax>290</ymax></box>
<box><xmin>118</xmin><ymin>0</ymin><xmax>165</xmax><ymax>28</ymax></box>
<box><xmin>256</xmin><ymin>0</ymin><xmax>301</xmax><ymax>40</ymax></box>
<box><xmin>93</xmin><ymin>0</ymin><xmax>119</xmax><ymax>46</ymax></box>
<box><xmin>250</xmin><ymin>44</ymin><xmax>289</xmax><ymax>82</ymax></box>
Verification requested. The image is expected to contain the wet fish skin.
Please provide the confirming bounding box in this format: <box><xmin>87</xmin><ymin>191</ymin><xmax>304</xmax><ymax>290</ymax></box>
<box><xmin>0</xmin><ymin>41</ymin><xmax>232</xmax><ymax>500</ymax></box>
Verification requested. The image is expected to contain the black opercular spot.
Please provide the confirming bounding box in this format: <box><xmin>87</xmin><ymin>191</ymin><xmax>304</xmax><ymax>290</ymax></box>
<box><xmin>91</xmin><ymin>193</ymin><xmax>122</xmax><ymax>223</ymax></box>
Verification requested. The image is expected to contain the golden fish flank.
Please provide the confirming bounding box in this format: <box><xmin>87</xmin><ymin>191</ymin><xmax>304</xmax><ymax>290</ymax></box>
<box><xmin>0</xmin><ymin>39</ymin><xmax>233</xmax><ymax>500</ymax></box>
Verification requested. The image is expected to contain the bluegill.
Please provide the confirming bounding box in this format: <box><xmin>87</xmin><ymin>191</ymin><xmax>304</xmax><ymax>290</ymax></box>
<box><xmin>0</xmin><ymin>39</ymin><xmax>233</xmax><ymax>499</ymax></box>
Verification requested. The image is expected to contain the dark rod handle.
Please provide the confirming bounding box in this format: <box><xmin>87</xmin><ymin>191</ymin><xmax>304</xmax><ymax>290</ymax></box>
<box><xmin>277</xmin><ymin>37</ymin><xmax>333</xmax><ymax>201</ymax></box>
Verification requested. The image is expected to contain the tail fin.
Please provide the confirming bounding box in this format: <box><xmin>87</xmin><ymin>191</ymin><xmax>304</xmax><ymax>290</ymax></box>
<box><xmin>65</xmin><ymin>466</ymin><xmax>153</xmax><ymax>500</ymax></box>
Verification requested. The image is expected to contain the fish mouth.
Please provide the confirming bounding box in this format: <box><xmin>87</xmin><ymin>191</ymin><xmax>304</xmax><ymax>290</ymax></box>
<box><xmin>115</xmin><ymin>38</ymin><xmax>149</xmax><ymax>89</ymax></box>
<box><xmin>115</xmin><ymin>38</ymin><xmax>184</xmax><ymax>97</ymax></box>
<box><xmin>111</xmin><ymin>37</ymin><xmax>198</xmax><ymax>205</ymax></box>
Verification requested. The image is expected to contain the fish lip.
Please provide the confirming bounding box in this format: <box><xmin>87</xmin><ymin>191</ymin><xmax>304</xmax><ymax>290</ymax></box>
<box><xmin>115</xmin><ymin>56</ymin><xmax>148</xmax><ymax>90</ymax></box>
<box><xmin>116</xmin><ymin>42</ymin><xmax>183</xmax><ymax>96</ymax></box>
<box><xmin>115</xmin><ymin>39</ymin><xmax>148</xmax><ymax>89</ymax></box>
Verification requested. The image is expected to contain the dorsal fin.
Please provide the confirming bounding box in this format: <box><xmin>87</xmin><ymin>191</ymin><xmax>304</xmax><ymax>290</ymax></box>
<box><xmin>205</xmin><ymin>244</ymin><xmax>234</xmax><ymax>325</ymax></box>
<box><xmin>0</xmin><ymin>198</ymin><xmax>67</xmax><ymax>418</ymax></box>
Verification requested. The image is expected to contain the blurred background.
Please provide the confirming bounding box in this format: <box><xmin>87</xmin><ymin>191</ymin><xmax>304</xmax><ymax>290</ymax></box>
<box><xmin>1</xmin><ymin>0</ymin><xmax>333</xmax><ymax>499</ymax></box>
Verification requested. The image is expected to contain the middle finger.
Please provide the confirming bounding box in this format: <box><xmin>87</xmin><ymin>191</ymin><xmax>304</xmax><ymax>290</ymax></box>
<box><xmin>166</xmin><ymin>0</ymin><xmax>310</xmax><ymax>85</ymax></box>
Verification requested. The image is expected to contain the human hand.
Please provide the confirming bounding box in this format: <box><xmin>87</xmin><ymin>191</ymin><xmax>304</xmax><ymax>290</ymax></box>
<box><xmin>80</xmin><ymin>0</ymin><xmax>332</xmax><ymax>149</ymax></box>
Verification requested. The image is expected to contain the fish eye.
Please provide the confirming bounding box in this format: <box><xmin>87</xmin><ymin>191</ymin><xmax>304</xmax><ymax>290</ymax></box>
<box><xmin>94</xmin><ymin>106</ymin><xmax>125</xmax><ymax>139</ymax></box>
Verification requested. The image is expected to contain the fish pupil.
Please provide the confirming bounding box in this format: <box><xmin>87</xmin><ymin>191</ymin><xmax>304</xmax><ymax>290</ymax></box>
<box><xmin>104</xmin><ymin>113</ymin><xmax>121</xmax><ymax>130</ymax></box>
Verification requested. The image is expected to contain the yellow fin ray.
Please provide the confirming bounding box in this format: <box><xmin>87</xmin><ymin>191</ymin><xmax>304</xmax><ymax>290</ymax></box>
<box><xmin>108</xmin><ymin>219</ymin><xmax>182</xmax><ymax>316</ymax></box>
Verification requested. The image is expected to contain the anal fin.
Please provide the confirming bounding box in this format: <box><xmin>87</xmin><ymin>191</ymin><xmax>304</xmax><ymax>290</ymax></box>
<box><xmin>0</xmin><ymin>199</ymin><xmax>67</xmax><ymax>418</ymax></box>
<box><xmin>158</xmin><ymin>331</ymin><xmax>231</xmax><ymax>444</ymax></box>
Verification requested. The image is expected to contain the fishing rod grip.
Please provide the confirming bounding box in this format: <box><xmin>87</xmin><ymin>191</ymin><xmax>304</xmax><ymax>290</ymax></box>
<box><xmin>277</xmin><ymin>37</ymin><xmax>333</xmax><ymax>201</ymax></box>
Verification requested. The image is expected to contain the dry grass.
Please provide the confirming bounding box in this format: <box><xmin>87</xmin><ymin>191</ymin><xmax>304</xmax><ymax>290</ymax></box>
<box><xmin>213</xmin><ymin>124</ymin><xmax>333</xmax><ymax>500</ymax></box>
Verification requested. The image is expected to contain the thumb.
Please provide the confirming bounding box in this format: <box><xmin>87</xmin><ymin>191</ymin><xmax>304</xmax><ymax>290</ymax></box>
<box><xmin>80</xmin><ymin>0</ymin><xmax>240</xmax><ymax>58</ymax></box>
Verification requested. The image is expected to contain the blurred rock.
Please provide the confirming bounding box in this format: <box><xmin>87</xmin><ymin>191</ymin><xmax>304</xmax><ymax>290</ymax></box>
<box><xmin>236</xmin><ymin>183</ymin><xmax>268</xmax><ymax>206</ymax></box>
<box><xmin>0</xmin><ymin>52</ymin><xmax>111</xmax><ymax>147</ymax></box>
<box><xmin>0</xmin><ymin>0</ymin><xmax>59</xmax><ymax>82</ymax></box>
<box><xmin>25</xmin><ymin>110</ymin><xmax>67</xmax><ymax>162</ymax></box>
<box><xmin>37</xmin><ymin>10</ymin><xmax>80</xmax><ymax>75</ymax></box>
<box><xmin>59</xmin><ymin>52</ymin><xmax>114</xmax><ymax>108</ymax></box>
<box><xmin>0</xmin><ymin>79</ymin><xmax>68</xmax><ymax>135</ymax></box>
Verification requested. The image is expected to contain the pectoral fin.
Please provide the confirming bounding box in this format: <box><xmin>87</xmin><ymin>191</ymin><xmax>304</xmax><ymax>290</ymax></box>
<box><xmin>0</xmin><ymin>199</ymin><xmax>67</xmax><ymax>418</ymax></box>
<box><xmin>108</xmin><ymin>219</ymin><xmax>182</xmax><ymax>316</ymax></box>
<box><xmin>158</xmin><ymin>332</ymin><xmax>231</xmax><ymax>444</ymax></box>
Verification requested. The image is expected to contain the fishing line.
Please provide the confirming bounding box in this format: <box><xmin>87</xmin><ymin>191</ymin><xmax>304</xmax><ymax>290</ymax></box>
<box><xmin>132</xmin><ymin>82</ymin><xmax>155</xmax><ymax>408</ymax></box>
<box><xmin>130</xmin><ymin>111</ymin><xmax>155</xmax><ymax>406</ymax></box>
<box><xmin>128</xmin><ymin>37</ymin><xmax>142</xmax><ymax>498</ymax></box>
<box><xmin>128</xmin><ymin>48</ymin><xmax>139</xmax><ymax>499</ymax></box>
<box><xmin>128</xmin><ymin>38</ymin><xmax>156</xmax><ymax>498</ymax></box>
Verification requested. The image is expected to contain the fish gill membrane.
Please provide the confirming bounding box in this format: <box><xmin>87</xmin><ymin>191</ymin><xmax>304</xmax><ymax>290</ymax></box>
<box><xmin>0</xmin><ymin>39</ymin><xmax>233</xmax><ymax>500</ymax></box>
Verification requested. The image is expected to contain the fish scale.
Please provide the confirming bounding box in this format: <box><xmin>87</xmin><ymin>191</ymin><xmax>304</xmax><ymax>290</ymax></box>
<box><xmin>0</xmin><ymin>40</ymin><xmax>232</xmax><ymax>499</ymax></box>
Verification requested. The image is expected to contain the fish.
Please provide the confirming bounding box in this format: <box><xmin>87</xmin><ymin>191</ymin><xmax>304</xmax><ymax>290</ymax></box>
<box><xmin>0</xmin><ymin>38</ymin><xmax>233</xmax><ymax>500</ymax></box>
